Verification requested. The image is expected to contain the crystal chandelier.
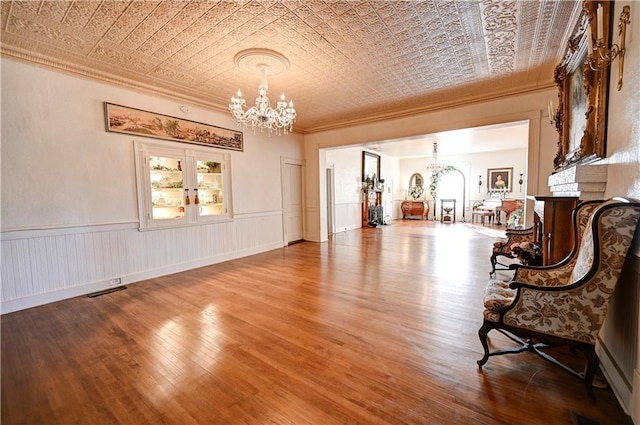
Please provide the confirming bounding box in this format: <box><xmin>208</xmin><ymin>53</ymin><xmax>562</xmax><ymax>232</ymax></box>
<box><xmin>426</xmin><ymin>142</ymin><xmax>446</xmax><ymax>170</ymax></box>
<box><xmin>229</xmin><ymin>49</ymin><xmax>296</xmax><ymax>136</ymax></box>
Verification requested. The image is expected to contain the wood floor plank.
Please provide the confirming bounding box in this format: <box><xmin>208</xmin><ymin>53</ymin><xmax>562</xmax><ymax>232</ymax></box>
<box><xmin>1</xmin><ymin>221</ymin><xmax>633</xmax><ymax>424</ymax></box>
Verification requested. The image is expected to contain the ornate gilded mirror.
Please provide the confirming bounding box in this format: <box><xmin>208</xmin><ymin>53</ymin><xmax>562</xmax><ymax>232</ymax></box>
<box><xmin>553</xmin><ymin>0</ymin><xmax>611</xmax><ymax>170</ymax></box>
<box><xmin>362</xmin><ymin>151</ymin><xmax>380</xmax><ymax>183</ymax></box>
<box><xmin>408</xmin><ymin>173</ymin><xmax>425</xmax><ymax>200</ymax></box>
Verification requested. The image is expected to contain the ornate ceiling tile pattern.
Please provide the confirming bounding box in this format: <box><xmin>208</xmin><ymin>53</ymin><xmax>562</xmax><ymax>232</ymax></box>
<box><xmin>0</xmin><ymin>0</ymin><xmax>581</xmax><ymax>133</ymax></box>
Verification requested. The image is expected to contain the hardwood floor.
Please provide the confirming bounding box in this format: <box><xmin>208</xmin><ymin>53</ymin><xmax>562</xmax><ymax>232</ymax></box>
<box><xmin>1</xmin><ymin>220</ymin><xmax>633</xmax><ymax>424</ymax></box>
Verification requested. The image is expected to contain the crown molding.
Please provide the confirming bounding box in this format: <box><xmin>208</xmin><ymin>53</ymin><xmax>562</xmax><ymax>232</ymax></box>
<box><xmin>2</xmin><ymin>46</ymin><xmax>554</xmax><ymax>137</ymax></box>
<box><xmin>1</xmin><ymin>47</ymin><xmax>231</xmax><ymax>114</ymax></box>
<box><xmin>301</xmin><ymin>81</ymin><xmax>556</xmax><ymax>134</ymax></box>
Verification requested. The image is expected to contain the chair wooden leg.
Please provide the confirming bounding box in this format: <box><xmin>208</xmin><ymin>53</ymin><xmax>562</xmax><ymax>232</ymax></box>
<box><xmin>489</xmin><ymin>254</ymin><xmax>498</xmax><ymax>277</ymax></box>
<box><xmin>583</xmin><ymin>347</ymin><xmax>600</xmax><ymax>400</ymax></box>
<box><xmin>477</xmin><ymin>321</ymin><xmax>493</xmax><ymax>367</ymax></box>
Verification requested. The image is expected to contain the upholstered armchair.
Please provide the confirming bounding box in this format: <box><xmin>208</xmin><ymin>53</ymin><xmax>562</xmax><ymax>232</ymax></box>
<box><xmin>509</xmin><ymin>200</ymin><xmax>602</xmax><ymax>286</ymax></box>
<box><xmin>478</xmin><ymin>198</ymin><xmax>640</xmax><ymax>398</ymax></box>
<box><xmin>489</xmin><ymin>226</ymin><xmax>536</xmax><ymax>276</ymax></box>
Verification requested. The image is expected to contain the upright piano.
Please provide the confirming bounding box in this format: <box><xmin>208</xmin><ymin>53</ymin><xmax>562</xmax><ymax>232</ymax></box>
<box><xmin>495</xmin><ymin>199</ymin><xmax>524</xmax><ymax>225</ymax></box>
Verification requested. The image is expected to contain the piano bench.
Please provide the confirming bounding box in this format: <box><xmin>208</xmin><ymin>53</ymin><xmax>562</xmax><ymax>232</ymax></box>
<box><xmin>472</xmin><ymin>210</ymin><xmax>494</xmax><ymax>225</ymax></box>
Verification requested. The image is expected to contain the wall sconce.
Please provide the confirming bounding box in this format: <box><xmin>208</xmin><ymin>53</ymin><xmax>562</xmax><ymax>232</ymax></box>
<box><xmin>548</xmin><ymin>100</ymin><xmax>557</xmax><ymax>126</ymax></box>
<box><xmin>518</xmin><ymin>173</ymin><xmax>524</xmax><ymax>191</ymax></box>
<box><xmin>478</xmin><ymin>175</ymin><xmax>482</xmax><ymax>193</ymax></box>
<box><xmin>587</xmin><ymin>4</ymin><xmax>631</xmax><ymax>91</ymax></box>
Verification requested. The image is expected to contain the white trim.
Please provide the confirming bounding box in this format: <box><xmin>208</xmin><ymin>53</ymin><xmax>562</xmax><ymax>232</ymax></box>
<box><xmin>1</xmin><ymin>221</ymin><xmax>138</xmax><ymax>239</ymax></box>
<box><xmin>234</xmin><ymin>210</ymin><xmax>282</xmax><ymax>218</ymax></box>
<box><xmin>597</xmin><ymin>337</ymin><xmax>632</xmax><ymax>415</ymax></box>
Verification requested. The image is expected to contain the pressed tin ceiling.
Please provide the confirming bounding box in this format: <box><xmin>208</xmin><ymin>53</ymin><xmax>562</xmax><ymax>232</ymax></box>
<box><xmin>0</xmin><ymin>0</ymin><xmax>582</xmax><ymax>133</ymax></box>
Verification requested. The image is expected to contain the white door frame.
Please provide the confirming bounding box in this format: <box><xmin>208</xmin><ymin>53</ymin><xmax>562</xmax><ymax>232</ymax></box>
<box><xmin>326</xmin><ymin>165</ymin><xmax>336</xmax><ymax>236</ymax></box>
<box><xmin>281</xmin><ymin>157</ymin><xmax>306</xmax><ymax>244</ymax></box>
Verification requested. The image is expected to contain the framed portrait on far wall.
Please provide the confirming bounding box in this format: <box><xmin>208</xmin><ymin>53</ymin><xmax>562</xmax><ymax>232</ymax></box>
<box><xmin>487</xmin><ymin>168</ymin><xmax>513</xmax><ymax>192</ymax></box>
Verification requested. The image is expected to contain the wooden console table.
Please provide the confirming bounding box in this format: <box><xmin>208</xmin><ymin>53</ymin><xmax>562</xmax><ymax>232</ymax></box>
<box><xmin>530</xmin><ymin>196</ymin><xmax>579</xmax><ymax>265</ymax></box>
<box><xmin>401</xmin><ymin>201</ymin><xmax>428</xmax><ymax>220</ymax></box>
<box><xmin>440</xmin><ymin>199</ymin><xmax>456</xmax><ymax>223</ymax></box>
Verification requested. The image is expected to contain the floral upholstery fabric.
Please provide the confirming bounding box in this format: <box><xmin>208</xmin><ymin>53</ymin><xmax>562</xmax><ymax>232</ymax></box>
<box><xmin>512</xmin><ymin>202</ymin><xmax>601</xmax><ymax>287</ymax></box>
<box><xmin>501</xmin><ymin>202</ymin><xmax>640</xmax><ymax>344</ymax></box>
<box><xmin>492</xmin><ymin>230</ymin><xmax>535</xmax><ymax>256</ymax></box>
<box><xmin>483</xmin><ymin>279</ymin><xmax>516</xmax><ymax>322</ymax></box>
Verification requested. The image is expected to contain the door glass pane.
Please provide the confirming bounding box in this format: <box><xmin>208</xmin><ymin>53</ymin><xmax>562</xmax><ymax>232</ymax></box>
<box><xmin>149</xmin><ymin>156</ymin><xmax>185</xmax><ymax>220</ymax></box>
<box><xmin>196</xmin><ymin>160</ymin><xmax>224</xmax><ymax>217</ymax></box>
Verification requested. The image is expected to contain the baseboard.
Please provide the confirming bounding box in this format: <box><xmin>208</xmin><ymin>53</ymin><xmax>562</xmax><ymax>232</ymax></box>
<box><xmin>335</xmin><ymin>224</ymin><xmax>361</xmax><ymax>233</ymax></box>
<box><xmin>596</xmin><ymin>339</ymin><xmax>632</xmax><ymax>415</ymax></box>
<box><xmin>1</xmin><ymin>241</ymin><xmax>283</xmax><ymax>314</ymax></box>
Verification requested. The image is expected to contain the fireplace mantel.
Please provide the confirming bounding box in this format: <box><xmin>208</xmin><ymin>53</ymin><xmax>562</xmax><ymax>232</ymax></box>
<box><xmin>548</xmin><ymin>164</ymin><xmax>607</xmax><ymax>200</ymax></box>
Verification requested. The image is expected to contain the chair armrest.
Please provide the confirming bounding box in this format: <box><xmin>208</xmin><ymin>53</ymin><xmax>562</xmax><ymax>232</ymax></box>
<box><xmin>505</xmin><ymin>226</ymin><xmax>534</xmax><ymax>236</ymax></box>
<box><xmin>509</xmin><ymin>278</ymin><xmax>572</xmax><ymax>291</ymax></box>
<box><xmin>493</xmin><ymin>228</ymin><xmax>536</xmax><ymax>253</ymax></box>
<box><xmin>511</xmin><ymin>263</ymin><xmax>574</xmax><ymax>287</ymax></box>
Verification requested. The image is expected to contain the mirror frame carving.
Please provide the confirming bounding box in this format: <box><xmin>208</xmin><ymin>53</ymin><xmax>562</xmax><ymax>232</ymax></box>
<box><xmin>362</xmin><ymin>151</ymin><xmax>380</xmax><ymax>182</ymax></box>
<box><xmin>553</xmin><ymin>0</ymin><xmax>611</xmax><ymax>171</ymax></box>
<box><xmin>409</xmin><ymin>173</ymin><xmax>424</xmax><ymax>190</ymax></box>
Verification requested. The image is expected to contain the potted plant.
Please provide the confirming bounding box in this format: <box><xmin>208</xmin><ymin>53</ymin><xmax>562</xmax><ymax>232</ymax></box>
<box><xmin>204</xmin><ymin>161</ymin><xmax>220</xmax><ymax>173</ymax></box>
<box><xmin>409</xmin><ymin>185</ymin><xmax>424</xmax><ymax>200</ymax></box>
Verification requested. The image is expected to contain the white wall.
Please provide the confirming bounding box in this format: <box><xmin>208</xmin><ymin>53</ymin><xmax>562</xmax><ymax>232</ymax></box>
<box><xmin>593</xmin><ymin>3</ymin><xmax>640</xmax><ymax>420</ymax></box>
<box><xmin>399</xmin><ymin>148</ymin><xmax>528</xmax><ymax>218</ymax></box>
<box><xmin>1</xmin><ymin>58</ymin><xmax>304</xmax><ymax>312</ymax></box>
<box><xmin>325</xmin><ymin>146</ymin><xmax>363</xmax><ymax>232</ymax></box>
<box><xmin>325</xmin><ymin>147</ymin><xmax>400</xmax><ymax>231</ymax></box>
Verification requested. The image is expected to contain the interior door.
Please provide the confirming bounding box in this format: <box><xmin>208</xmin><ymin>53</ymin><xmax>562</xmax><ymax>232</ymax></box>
<box><xmin>283</xmin><ymin>162</ymin><xmax>304</xmax><ymax>244</ymax></box>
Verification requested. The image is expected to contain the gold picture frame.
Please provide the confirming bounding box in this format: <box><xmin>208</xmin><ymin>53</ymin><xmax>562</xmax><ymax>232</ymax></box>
<box><xmin>553</xmin><ymin>1</ymin><xmax>611</xmax><ymax>171</ymax></box>
<box><xmin>105</xmin><ymin>103</ymin><xmax>243</xmax><ymax>151</ymax></box>
<box><xmin>487</xmin><ymin>168</ymin><xmax>513</xmax><ymax>192</ymax></box>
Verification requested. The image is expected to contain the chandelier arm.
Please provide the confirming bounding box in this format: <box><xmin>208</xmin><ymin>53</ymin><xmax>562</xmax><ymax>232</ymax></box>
<box><xmin>228</xmin><ymin>54</ymin><xmax>296</xmax><ymax>135</ymax></box>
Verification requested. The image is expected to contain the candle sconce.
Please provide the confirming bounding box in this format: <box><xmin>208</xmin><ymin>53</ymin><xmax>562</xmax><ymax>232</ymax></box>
<box><xmin>478</xmin><ymin>175</ymin><xmax>482</xmax><ymax>193</ymax></box>
<box><xmin>518</xmin><ymin>173</ymin><xmax>524</xmax><ymax>191</ymax></box>
<box><xmin>587</xmin><ymin>4</ymin><xmax>631</xmax><ymax>91</ymax></box>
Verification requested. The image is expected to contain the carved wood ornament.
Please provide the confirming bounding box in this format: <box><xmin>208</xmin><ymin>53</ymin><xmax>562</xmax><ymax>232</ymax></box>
<box><xmin>553</xmin><ymin>1</ymin><xmax>611</xmax><ymax>171</ymax></box>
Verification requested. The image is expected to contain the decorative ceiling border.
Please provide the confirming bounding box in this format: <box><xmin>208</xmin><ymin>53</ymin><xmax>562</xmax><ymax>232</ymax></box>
<box><xmin>479</xmin><ymin>0</ymin><xmax>518</xmax><ymax>75</ymax></box>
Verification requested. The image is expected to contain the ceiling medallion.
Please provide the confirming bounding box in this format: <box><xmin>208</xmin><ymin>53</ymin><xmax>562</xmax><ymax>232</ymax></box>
<box><xmin>229</xmin><ymin>49</ymin><xmax>296</xmax><ymax>136</ymax></box>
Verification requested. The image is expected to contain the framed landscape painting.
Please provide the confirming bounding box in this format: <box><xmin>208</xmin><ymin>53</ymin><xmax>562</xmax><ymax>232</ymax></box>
<box><xmin>104</xmin><ymin>103</ymin><xmax>243</xmax><ymax>151</ymax></box>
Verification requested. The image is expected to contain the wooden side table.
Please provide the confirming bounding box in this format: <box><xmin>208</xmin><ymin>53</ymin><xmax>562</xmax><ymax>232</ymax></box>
<box><xmin>440</xmin><ymin>199</ymin><xmax>456</xmax><ymax>223</ymax></box>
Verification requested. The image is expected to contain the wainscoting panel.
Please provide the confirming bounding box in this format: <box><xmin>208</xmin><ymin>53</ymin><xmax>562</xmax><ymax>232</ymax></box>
<box><xmin>334</xmin><ymin>201</ymin><xmax>364</xmax><ymax>233</ymax></box>
<box><xmin>1</xmin><ymin>212</ymin><xmax>284</xmax><ymax>313</ymax></box>
<box><xmin>597</xmin><ymin>238</ymin><xmax>640</xmax><ymax>415</ymax></box>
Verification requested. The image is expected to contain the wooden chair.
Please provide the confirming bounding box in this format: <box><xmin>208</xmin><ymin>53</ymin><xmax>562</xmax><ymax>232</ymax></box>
<box><xmin>489</xmin><ymin>200</ymin><xmax>601</xmax><ymax>276</ymax></box>
<box><xmin>508</xmin><ymin>200</ymin><xmax>602</xmax><ymax>284</ymax></box>
<box><xmin>477</xmin><ymin>198</ymin><xmax>640</xmax><ymax>398</ymax></box>
<box><xmin>489</xmin><ymin>226</ymin><xmax>535</xmax><ymax>276</ymax></box>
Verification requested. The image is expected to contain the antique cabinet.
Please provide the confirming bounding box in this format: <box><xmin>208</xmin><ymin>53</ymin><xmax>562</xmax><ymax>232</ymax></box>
<box><xmin>531</xmin><ymin>196</ymin><xmax>579</xmax><ymax>265</ymax></box>
<box><xmin>363</xmin><ymin>189</ymin><xmax>383</xmax><ymax>227</ymax></box>
<box><xmin>401</xmin><ymin>201</ymin><xmax>428</xmax><ymax>219</ymax></box>
<box><xmin>134</xmin><ymin>141</ymin><xmax>232</xmax><ymax>230</ymax></box>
